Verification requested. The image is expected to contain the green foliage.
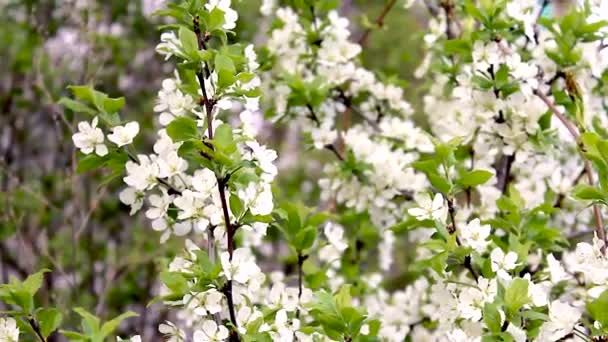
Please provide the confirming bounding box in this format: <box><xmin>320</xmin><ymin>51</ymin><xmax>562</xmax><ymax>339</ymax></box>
<box><xmin>587</xmin><ymin>290</ymin><xmax>608</xmax><ymax>336</ymax></box>
<box><xmin>273</xmin><ymin>203</ymin><xmax>328</xmax><ymax>253</ymax></box>
<box><xmin>0</xmin><ymin>269</ymin><xmax>65</xmax><ymax>339</ymax></box>
<box><xmin>61</xmin><ymin>308</ymin><xmax>138</xmax><ymax>342</ymax></box>
<box><xmin>307</xmin><ymin>286</ymin><xmax>368</xmax><ymax>340</ymax></box>
<box><xmin>37</xmin><ymin>308</ymin><xmax>64</xmax><ymax>339</ymax></box>
<box><xmin>0</xmin><ymin>269</ymin><xmax>50</xmax><ymax>314</ymax></box>
<box><xmin>483</xmin><ymin>303</ymin><xmax>502</xmax><ymax>334</ymax></box>
<box><xmin>166</xmin><ymin>116</ymin><xmax>200</xmax><ymax>142</ymax></box>
<box><xmin>540</xmin><ymin>8</ymin><xmax>607</xmax><ymax>67</ymax></box>
<box><xmin>60</xmin><ymin>85</ymin><xmax>125</xmax><ymax>126</ymax></box>
<box><xmin>503</xmin><ymin>278</ymin><xmax>529</xmax><ymax>318</ymax></box>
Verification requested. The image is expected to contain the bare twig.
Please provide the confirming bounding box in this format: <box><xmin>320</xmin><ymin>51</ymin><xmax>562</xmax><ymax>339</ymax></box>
<box><xmin>357</xmin><ymin>0</ymin><xmax>398</xmax><ymax>47</ymax></box>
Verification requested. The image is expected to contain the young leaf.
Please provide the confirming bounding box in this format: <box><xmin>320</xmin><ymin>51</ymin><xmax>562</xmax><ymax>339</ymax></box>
<box><xmin>207</xmin><ymin>7</ymin><xmax>226</xmax><ymax>31</ymax></box>
<box><xmin>294</xmin><ymin>226</ymin><xmax>317</xmax><ymax>251</ymax></box>
<box><xmin>22</xmin><ymin>269</ymin><xmax>51</xmax><ymax>296</ymax></box>
<box><xmin>572</xmin><ymin>184</ymin><xmax>606</xmax><ymax>202</ymax></box>
<box><xmin>166</xmin><ymin>116</ymin><xmax>199</xmax><ymax>142</ymax></box>
<box><xmin>99</xmin><ymin>311</ymin><xmax>139</xmax><ymax>338</ymax></box>
<box><xmin>458</xmin><ymin>170</ymin><xmax>494</xmax><ymax>187</ymax></box>
<box><xmin>215</xmin><ymin>53</ymin><xmax>236</xmax><ymax>89</ymax></box>
<box><xmin>37</xmin><ymin>308</ymin><xmax>63</xmax><ymax>338</ymax></box>
<box><xmin>179</xmin><ymin>26</ymin><xmax>199</xmax><ymax>58</ymax></box>
<box><xmin>214</xmin><ymin>123</ymin><xmax>236</xmax><ymax>154</ymax></box>
<box><xmin>504</xmin><ymin>278</ymin><xmax>529</xmax><ymax>315</ymax></box>
<box><xmin>483</xmin><ymin>303</ymin><xmax>502</xmax><ymax>334</ymax></box>
<box><xmin>73</xmin><ymin>307</ymin><xmax>101</xmax><ymax>335</ymax></box>
<box><xmin>58</xmin><ymin>97</ymin><xmax>97</xmax><ymax>115</ymax></box>
<box><xmin>587</xmin><ymin>290</ymin><xmax>608</xmax><ymax>328</ymax></box>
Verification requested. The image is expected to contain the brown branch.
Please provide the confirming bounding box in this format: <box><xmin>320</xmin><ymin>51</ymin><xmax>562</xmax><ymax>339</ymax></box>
<box><xmin>28</xmin><ymin>317</ymin><xmax>47</xmax><ymax>342</ymax></box>
<box><xmin>495</xmin><ymin>154</ymin><xmax>515</xmax><ymax>194</ymax></box>
<box><xmin>306</xmin><ymin>104</ymin><xmax>345</xmax><ymax>161</ymax></box>
<box><xmin>534</xmin><ymin>89</ymin><xmax>606</xmax><ymax>252</ymax></box>
<box><xmin>295</xmin><ymin>253</ymin><xmax>307</xmax><ymax>319</ymax></box>
<box><xmin>447</xmin><ymin>198</ymin><xmax>478</xmax><ymax>281</ymax></box>
<box><xmin>357</xmin><ymin>0</ymin><xmax>398</xmax><ymax>47</ymax></box>
<box><xmin>494</xmin><ymin>38</ymin><xmax>606</xmax><ymax>251</ymax></box>
<box><xmin>440</xmin><ymin>0</ymin><xmax>458</xmax><ymax>40</ymax></box>
<box><xmin>193</xmin><ymin>18</ymin><xmax>240</xmax><ymax>336</ymax></box>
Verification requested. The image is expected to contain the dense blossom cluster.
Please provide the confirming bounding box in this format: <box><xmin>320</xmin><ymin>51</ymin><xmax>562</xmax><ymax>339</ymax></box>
<box><xmin>4</xmin><ymin>0</ymin><xmax>607</xmax><ymax>341</ymax></box>
<box><xmin>257</xmin><ymin>0</ymin><xmax>608</xmax><ymax>341</ymax></box>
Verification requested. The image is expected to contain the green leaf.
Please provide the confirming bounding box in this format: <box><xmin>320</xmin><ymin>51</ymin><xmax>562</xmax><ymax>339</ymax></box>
<box><xmin>68</xmin><ymin>85</ymin><xmax>97</xmax><ymax>103</ymax></box>
<box><xmin>179</xmin><ymin>26</ymin><xmax>199</xmax><ymax>58</ymax></box>
<box><xmin>215</xmin><ymin>53</ymin><xmax>236</xmax><ymax>89</ymax></box>
<box><xmin>458</xmin><ymin>170</ymin><xmax>494</xmax><ymax>187</ymax></box>
<box><xmin>102</xmin><ymin>97</ymin><xmax>125</xmax><ymax>114</ymax></box>
<box><xmin>159</xmin><ymin>271</ymin><xmax>190</xmax><ymax>294</ymax></box>
<box><xmin>443</xmin><ymin>39</ymin><xmax>472</xmax><ymax>58</ymax></box>
<box><xmin>572</xmin><ymin>184</ymin><xmax>606</xmax><ymax>202</ymax></box>
<box><xmin>73</xmin><ymin>307</ymin><xmax>101</xmax><ymax>335</ymax></box>
<box><xmin>335</xmin><ymin>285</ymin><xmax>351</xmax><ymax>310</ymax></box>
<box><xmin>37</xmin><ymin>308</ymin><xmax>63</xmax><ymax>338</ymax></box>
<box><xmin>294</xmin><ymin>227</ymin><xmax>317</xmax><ymax>251</ymax></box>
<box><xmin>22</xmin><ymin>269</ymin><xmax>51</xmax><ymax>296</ymax></box>
<box><xmin>58</xmin><ymin>97</ymin><xmax>97</xmax><ymax>115</ymax></box>
<box><xmin>99</xmin><ymin>311</ymin><xmax>138</xmax><ymax>338</ymax></box>
<box><xmin>207</xmin><ymin>7</ymin><xmax>226</xmax><ymax>31</ymax></box>
<box><xmin>67</xmin><ymin>85</ymin><xmax>124</xmax><ymax>123</ymax></box>
<box><xmin>229</xmin><ymin>195</ymin><xmax>243</xmax><ymax>218</ymax></box>
<box><xmin>283</xmin><ymin>203</ymin><xmax>302</xmax><ymax>237</ymax></box>
<box><xmin>60</xmin><ymin>330</ymin><xmax>89</xmax><ymax>340</ymax></box>
<box><xmin>483</xmin><ymin>303</ymin><xmax>502</xmax><ymax>334</ymax></box>
<box><xmin>214</xmin><ymin>123</ymin><xmax>236</xmax><ymax>154</ymax></box>
<box><xmin>587</xmin><ymin>290</ymin><xmax>608</xmax><ymax>327</ymax></box>
<box><xmin>504</xmin><ymin>278</ymin><xmax>529</xmax><ymax>315</ymax></box>
<box><xmin>166</xmin><ymin>116</ymin><xmax>199</xmax><ymax>142</ymax></box>
<box><xmin>520</xmin><ymin>310</ymin><xmax>549</xmax><ymax>321</ymax></box>
<box><xmin>428</xmin><ymin>173</ymin><xmax>452</xmax><ymax>194</ymax></box>
<box><xmin>77</xmin><ymin>154</ymin><xmax>108</xmax><ymax>173</ymax></box>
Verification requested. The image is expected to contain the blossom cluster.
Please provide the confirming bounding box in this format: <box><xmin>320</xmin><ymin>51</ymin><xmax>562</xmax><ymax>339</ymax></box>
<box><xmin>52</xmin><ymin>0</ymin><xmax>608</xmax><ymax>341</ymax></box>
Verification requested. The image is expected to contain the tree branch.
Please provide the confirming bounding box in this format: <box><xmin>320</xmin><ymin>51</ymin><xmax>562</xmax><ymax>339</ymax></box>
<box><xmin>534</xmin><ymin>89</ymin><xmax>606</xmax><ymax>252</ymax></box>
<box><xmin>306</xmin><ymin>104</ymin><xmax>345</xmax><ymax>161</ymax></box>
<box><xmin>28</xmin><ymin>317</ymin><xmax>47</xmax><ymax>342</ymax></box>
<box><xmin>447</xmin><ymin>198</ymin><xmax>478</xmax><ymax>281</ymax></box>
<box><xmin>193</xmin><ymin>18</ymin><xmax>240</xmax><ymax>337</ymax></box>
<box><xmin>357</xmin><ymin>0</ymin><xmax>398</xmax><ymax>47</ymax></box>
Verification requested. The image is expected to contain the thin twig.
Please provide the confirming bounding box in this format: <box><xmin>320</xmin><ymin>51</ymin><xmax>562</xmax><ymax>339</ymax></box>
<box><xmin>534</xmin><ymin>89</ymin><xmax>606</xmax><ymax>252</ymax></box>
<box><xmin>28</xmin><ymin>317</ymin><xmax>47</xmax><ymax>342</ymax></box>
<box><xmin>193</xmin><ymin>18</ymin><xmax>240</xmax><ymax>337</ymax></box>
<box><xmin>447</xmin><ymin>198</ymin><xmax>478</xmax><ymax>281</ymax></box>
<box><xmin>295</xmin><ymin>253</ymin><xmax>307</xmax><ymax>319</ymax></box>
<box><xmin>306</xmin><ymin>104</ymin><xmax>344</xmax><ymax>161</ymax></box>
<box><xmin>357</xmin><ymin>0</ymin><xmax>398</xmax><ymax>47</ymax></box>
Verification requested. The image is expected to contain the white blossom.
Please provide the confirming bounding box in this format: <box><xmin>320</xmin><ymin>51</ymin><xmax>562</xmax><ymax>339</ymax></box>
<box><xmin>205</xmin><ymin>0</ymin><xmax>238</xmax><ymax>30</ymax></box>
<box><xmin>459</xmin><ymin>219</ymin><xmax>491</xmax><ymax>253</ymax></box>
<box><xmin>72</xmin><ymin>117</ymin><xmax>108</xmax><ymax>156</ymax></box>
<box><xmin>193</xmin><ymin>320</ymin><xmax>229</xmax><ymax>342</ymax></box>
<box><xmin>536</xmin><ymin>301</ymin><xmax>582</xmax><ymax>342</ymax></box>
<box><xmin>0</xmin><ymin>317</ymin><xmax>19</xmax><ymax>342</ymax></box>
<box><xmin>220</xmin><ymin>248</ymin><xmax>261</xmax><ymax>284</ymax></box>
<box><xmin>108</xmin><ymin>122</ymin><xmax>139</xmax><ymax>147</ymax></box>
<box><xmin>408</xmin><ymin>193</ymin><xmax>447</xmax><ymax>222</ymax></box>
